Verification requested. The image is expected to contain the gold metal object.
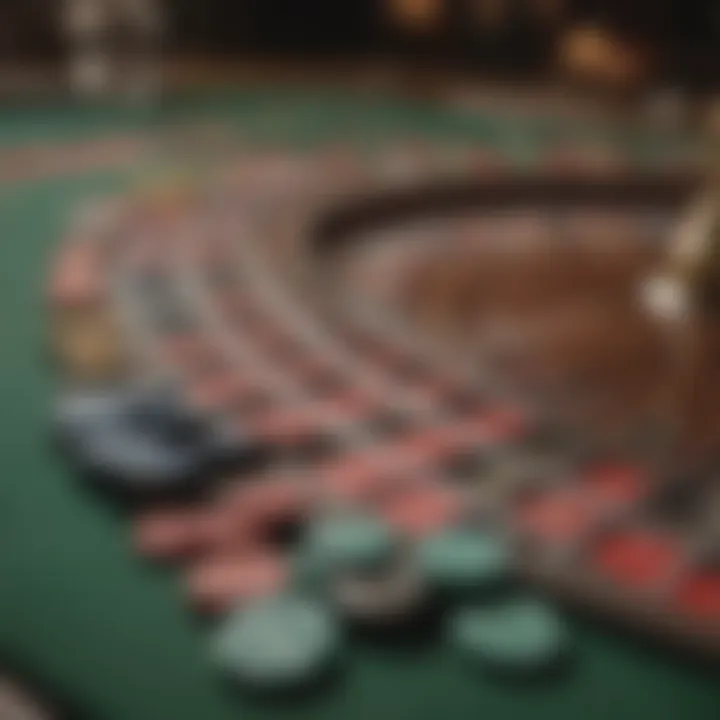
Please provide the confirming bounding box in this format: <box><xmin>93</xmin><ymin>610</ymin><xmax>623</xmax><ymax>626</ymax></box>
<box><xmin>644</xmin><ymin>188</ymin><xmax>720</xmax><ymax>321</ymax></box>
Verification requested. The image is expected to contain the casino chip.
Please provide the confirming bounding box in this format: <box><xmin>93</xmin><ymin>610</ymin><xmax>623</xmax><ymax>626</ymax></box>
<box><xmin>55</xmin><ymin>385</ymin><xmax>259</xmax><ymax>499</ymax></box>
<box><xmin>302</xmin><ymin>513</ymin><xmax>395</xmax><ymax>574</ymax></box>
<box><xmin>419</xmin><ymin>528</ymin><xmax>511</xmax><ymax>595</ymax></box>
<box><xmin>448</xmin><ymin>598</ymin><xmax>568</xmax><ymax>673</ymax></box>
<box><xmin>212</xmin><ymin>595</ymin><xmax>341</xmax><ymax>689</ymax></box>
<box><xmin>187</xmin><ymin>553</ymin><xmax>290</xmax><ymax>613</ymax></box>
<box><xmin>48</xmin><ymin>241</ymin><xmax>104</xmax><ymax>309</ymax></box>
<box><xmin>330</xmin><ymin>560</ymin><xmax>426</xmax><ymax>626</ymax></box>
<box><xmin>379</xmin><ymin>484</ymin><xmax>461</xmax><ymax>538</ymax></box>
<box><xmin>133</xmin><ymin>506</ymin><xmax>205</xmax><ymax>559</ymax></box>
<box><xmin>51</xmin><ymin>308</ymin><xmax>126</xmax><ymax>381</ymax></box>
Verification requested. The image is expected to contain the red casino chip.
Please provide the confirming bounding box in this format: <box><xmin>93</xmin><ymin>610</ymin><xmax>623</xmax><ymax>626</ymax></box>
<box><xmin>517</xmin><ymin>489</ymin><xmax>601</xmax><ymax>544</ymax></box>
<box><xmin>319</xmin><ymin>435</ymin><xmax>435</xmax><ymax>501</ymax></box>
<box><xmin>395</xmin><ymin>409</ymin><xmax>524</xmax><ymax>469</ymax></box>
<box><xmin>186</xmin><ymin>552</ymin><xmax>290</xmax><ymax>613</ymax></box>
<box><xmin>319</xmin><ymin>451</ymin><xmax>400</xmax><ymax>504</ymax></box>
<box><xmin>580</xmin><ymin>464</ymin><xmax>648</xmax><ymax>510</ymax></box>
<box><xmin>413</xmin><ymin>378</ymin><xmax>485</xmax><ymax>415</ymax></box>
<box><xmin>190</xmin><ymin>503</ymin><xmax>264</xmax><ymax>555</ymax></box>
<box><xmin>244</xmin><ymin>406</ymin><xmax>333</xmax><ymax>448</ymax></box>
<box><xmin>159</xmin><ymin>336</ymin><xmax>224</xmax><ymax>373</ymax></box>
<box><xmin>379</xmin><ymin>484</ymin><xmax>462</xmax><ymax>538</ymax></box>
<box><xmin>133</xmin><ymin>507</ymin><xmax>208</xmax><ymax>560</ymax></box>
<box><xmin>284</xmin><ymin>355</ymin><xmax>345</xmax><ymax>389</ymax></box>
<box><xmin>461</xmin><ymin>407</ymin><xmax>527</xmax><ymax>444</ymax></box>
<box><xmin>319</xmin><ymin>391</ymin><xmax>386</xmax><ymax>425</ymax></box>
<box><xmin>134</xmin><ymin>499</ymin><xmax>267</xmax><ymax>560</ymax></box>
<box><xmin>397</xmin><ymin>425</ymin><xmax>469</xmax><ymax>466</ymax></box>
<box><xmin>48</xmin><ymin>243</ymin><xmax>105</xmax><ymax>308</ymax></box>
<box><xmin>675</xmin><ymin>570</ymin><xmax>720</xmax><ymax>619</ymax></box>
<box><xmin>253</xmin><ymin>326</ymin><xmax>299</xmax><ymax>357</ymax></box>
<box><xmin>186</xmin><ymin>372</ymin><xmax>269</xmax><ymax>413</ymax></box>
<box><xmin>49</xmin><ymin>265</ymin><xmax>104</xmax><ymax>308</ymax></box>
<box><xmin>592</xmin><ymin>529</ymin><xmax>682</xmax><ymax>591</ymax></box>
<box><xmin>232</xmin><ymin>477</ymin><xmax>311</xmax><ymax>523</ymax></box>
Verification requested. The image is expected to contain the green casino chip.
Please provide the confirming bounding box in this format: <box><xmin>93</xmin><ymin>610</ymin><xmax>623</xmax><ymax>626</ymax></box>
<box><xmin>448</xmin><ymin>598</ymin><xmax>567</xmax><ymax>673</ymax></box>
<box><xmin>303</xmin><ymin>513</ymin><xmax>395</xmax><ymax>573</ymax></box>
<box><xmin>419</xmin><ymin>528</ymin><xmax>510</xmax><ymax>594</ymax></box>
<box><xmin>212</xmin><ymin>595</ymin><xmax>340</xmax><ymax>688</ymax></box>
<box><xmin>291</xmin><ymin>550</ymin><xmax>334</xmax><ymax>594</ymax></box>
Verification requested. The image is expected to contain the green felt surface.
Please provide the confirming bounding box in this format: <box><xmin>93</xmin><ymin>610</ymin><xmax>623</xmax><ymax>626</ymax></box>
<box><xmin>0</xmin><ymin>89</ymin><xmax>717</xmax><ymax>719</ymax></box>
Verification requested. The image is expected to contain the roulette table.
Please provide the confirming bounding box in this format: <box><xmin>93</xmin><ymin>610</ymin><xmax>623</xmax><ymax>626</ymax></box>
<box><xmin>1</xmin><ymin>79</ymin><xmax>718</xmax><ymax>720</ymax></box>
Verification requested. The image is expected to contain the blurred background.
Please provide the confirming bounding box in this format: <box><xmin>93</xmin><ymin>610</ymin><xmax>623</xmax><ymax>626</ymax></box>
<box><xmin>0</xmin><ymin>0</ymin><xmax>718</xmax><ymax>116</ymax></box>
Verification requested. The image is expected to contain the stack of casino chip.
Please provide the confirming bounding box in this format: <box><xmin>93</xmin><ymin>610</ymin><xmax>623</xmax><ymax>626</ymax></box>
<box><xmin>212</xmin><ymin>595</ymin><xmax>341</xmax><ymax>690</ymax></box>
<box><xmin>418</xmin><ymin>527</ymin><xmax>511</xmax><ymax>597</ymax></box>
<box><xmin>54</xmin><ymin>384</ymin><xmax>262</xmax><ymax>501</ymax></box>
<box><xmin>448</xmin><ymin>598</ymin><xmax>567</xmax><ymax>674</ymax></box>
<box><xmin>293</xmin><ymin>513</ymin><xmax>394</xmax><ymax>587</ymax></box>
<box><xmin>48</xmin><ymin>238</ymin><xmax>127</xmax><ymax>382</ymax></box>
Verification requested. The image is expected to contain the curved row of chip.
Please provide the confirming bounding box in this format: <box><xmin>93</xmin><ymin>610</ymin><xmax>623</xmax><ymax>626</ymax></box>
<box><xmin>45</xmin><ymin>144</ymin><xmax>604</xmax><ymax>691</ymax></box>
